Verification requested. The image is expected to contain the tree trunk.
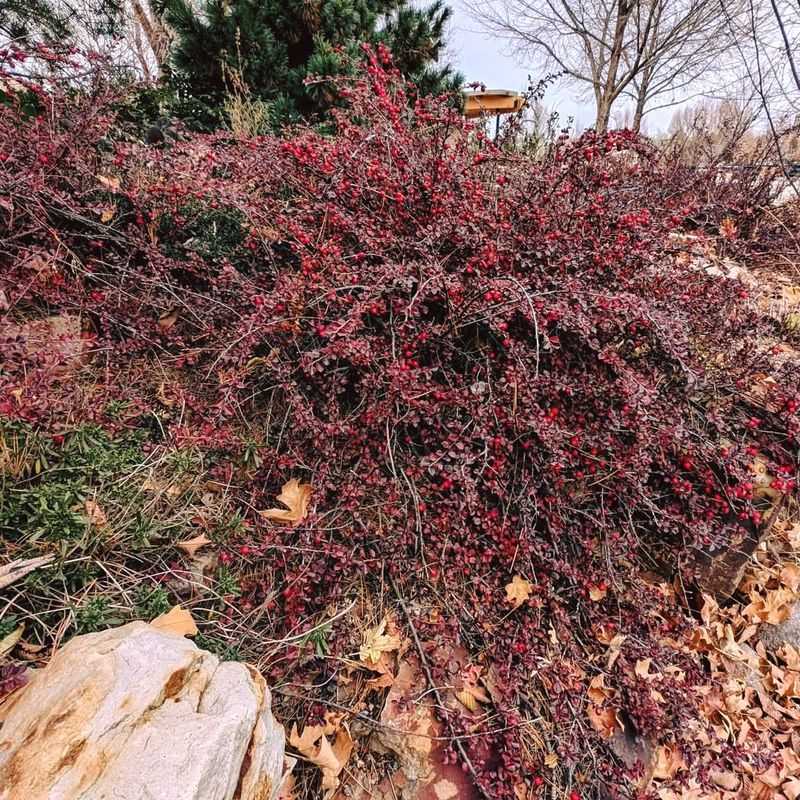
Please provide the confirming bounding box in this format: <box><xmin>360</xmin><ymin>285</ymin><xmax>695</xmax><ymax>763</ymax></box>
<box><xmin>595</xmin><ymin>99</ymin><xmax>612</xmax><ymax>134</ymax></box>
<box><xmin>632</xmin><ymin>93</ymin><xmax>646</xmax><ymax>133</ymax></box>
<box><xmin>131</xmin><ymin>0</ymin><xmax>171</xmax><ymax>75</ymax></box>
<box><xmin>595</xmin><ymin>0</ymin><xmax>633</xmax><ymax>134</ymax></box>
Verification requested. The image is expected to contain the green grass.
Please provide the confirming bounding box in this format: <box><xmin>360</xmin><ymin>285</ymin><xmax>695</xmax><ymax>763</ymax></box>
<box><xmin>0</xmin><ymin>417</ymin><xmax>253</xmax><ymax>648</ymax></box>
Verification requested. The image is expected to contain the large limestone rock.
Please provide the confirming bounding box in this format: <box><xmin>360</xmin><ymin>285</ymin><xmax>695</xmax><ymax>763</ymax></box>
<box><xmin>0</xmin><ymin>622</ymin><xmax>285</xmax><ymax>800</ymax></box>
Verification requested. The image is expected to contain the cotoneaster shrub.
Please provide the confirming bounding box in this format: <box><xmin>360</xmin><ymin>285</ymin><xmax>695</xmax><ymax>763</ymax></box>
<box><xmin>2</xmin><ymin>44</ymin><xmax>799</xmax><ymax>797</ymax></box>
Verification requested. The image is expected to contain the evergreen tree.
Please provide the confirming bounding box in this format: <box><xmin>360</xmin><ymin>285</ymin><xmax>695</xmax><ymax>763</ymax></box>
<box><xmin>1</xmin><ymin>0</ymin><xmax>124</xmax><ymax>44</ymax></box>
<box><xmin>155</xmin><ymin>0</ymin><xmax>462</xmax><ymax>127</ymax></box>
<box><xmin>1</xmin><ymin>0</ymin><xmax>71</xmax><ymax>41</ymax></box>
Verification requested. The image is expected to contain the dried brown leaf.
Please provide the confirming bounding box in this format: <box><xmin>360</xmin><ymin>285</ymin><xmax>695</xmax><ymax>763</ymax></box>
<box><xmin>589</xmin><ymin>584</ymin><xmax>607</xmax><ymax>601</ymax></box>
<box><xmin>505</xmin><ymin>575</ymin><xmax>533</xmax><ymax>607</ymax></box>
<box><xmin>84</xmin><ymin>499</ymin><xmax>107</xmax><ymax>527</ymax></box>
<box><xmin>433</xmin><ymin>779</ymin><xmax>460</xmax><ymax>799</ymax></box>
<box><xmin>258</xmin><ymin>479</ymin><xmax>313</xmax><ymax>526</ymax></box>
<box><xmin>359</xmin><ymin>617</ymin><xmax>401</xmax><ymax>667</ymax></box>
<box><xmin>159</xmin><ymin>309</ymin><xmax>179</xmax><ymax>331</ymax></box>
<box><xmin>150</xmin><ymin>605</ymin><xmax>198</xmax><ymax>637</ymax></box>
<box><xmin>651</xmin><ymin>745</ymin><xmax>686</xmax><ymax>781</ymax></box>
<box><xmin>0</xmin><ymin>624</ymin><xmax>24</xmax><ymax>657</ymax></box>
<box><xmin>587</xmin><ymin>703</ymin><xmax>617</xmax><ymax>740</ymax></box>
<box><xmin>176</xmin><ymin>533</ymin><xmax>212</xmax><ymax>558</ymax></box>
<box><xmin>97</xmin><ymin>174</ymin><xmax>121</xmax><ymax>191</ymax></box>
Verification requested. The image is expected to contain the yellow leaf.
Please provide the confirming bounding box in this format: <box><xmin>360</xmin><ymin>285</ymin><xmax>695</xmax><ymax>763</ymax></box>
<box><xmin>0</xmin><ymin>624</ymin><xmax>24</xmax><ymax>657</ymax></box>
<box><xmin>100</xmin><ymin>206</ymin><xmax>115</xmax><ymax>223</ymax></box>
<box><xmin>455</xmin><ymin>689</ymin><xmax>480</xmax><ymax>712</ymax></box>
<box><xmin>258</xmin><ymin>479</ymin><xmax>313</xmax><ymax>526</ymax></box>
<box><xmin>359</xmin><ymin>617</ymin><xmax>401</xmax><ymax>666</ymax></box>
<box><xmin>505</xmin><ymin>575</ymin><xmax>533</xmax><ymax>607</ymax></box>
<box><xmin>84</xmin><ymin>499</ymin><xmax>108</xmax><ymax>527</ymax></box>
<box><xmin>589</xmin><ymin>584</ymin><xmax>607</xmax><ymax>601</ymax></box>
<box><xmin>150</xmin><ymin>605</ymin><xmax>198</xmax><ymax>637</ymax></box>
<box><xmin>544</xmin><ymin>752</ymin><xmax>558</xmax><ymax>769</ymax></box>
<box><xmin>176</xmin><ymin>533</ymin><xmax>212</xmax><ymax>558</ymax></box>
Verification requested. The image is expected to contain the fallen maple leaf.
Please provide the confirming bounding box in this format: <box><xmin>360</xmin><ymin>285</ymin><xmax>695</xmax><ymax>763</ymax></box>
<box><xmin>258</xmin><ymin>479</ymin><xmax>313</xmax><ymax>525</ymax></box>
<box><xmin>289</xmin><ymin>723</ymin><xmax>352</xmax><ymax>798</ymax></box>
<box><xmin>359</xmin><ymin>617</ymin><xmax>401</xmax><ymax>666</ymax></box>
<box><xmin>176</xmin><ymin>533</ymin><xmax>212</xmax><ymax>558</ymax></box>
<box><xmin>505</xmin><ymin>575</ymin><xmax>533</xmax><ymax>607</ymax></box>
<box><xmin>150</xmin><ymin>605</ymin><xmax>198</xmax><ymax>637</ymax></box>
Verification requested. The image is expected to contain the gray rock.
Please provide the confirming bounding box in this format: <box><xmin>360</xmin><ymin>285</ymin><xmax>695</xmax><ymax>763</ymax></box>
<box><xmin>760</xmin><ymin>601</ymin><xmax>800</xmax><ymax>652</ymax></box>
<box><xmin>0</xmin><ymin>622</ymin><xmax>285</xmax><ymax>800</ymax></box>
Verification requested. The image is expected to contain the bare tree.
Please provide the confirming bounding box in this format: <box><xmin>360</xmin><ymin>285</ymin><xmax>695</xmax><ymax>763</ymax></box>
<box><xmin>463</xmin><ymin>0</ymin><xmax>748</xmax><ymax>133</ymax></box>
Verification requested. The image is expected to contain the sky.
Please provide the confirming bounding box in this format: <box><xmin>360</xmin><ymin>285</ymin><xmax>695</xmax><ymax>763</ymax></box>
<box><xmin>444</xmin><ymin>1</ymin><xmax>599</xmax><ymax>132</ymax></box>
<box><xmin>442</xmin><ymin>0</ymin><xmax>694</xmax><ymax>133</ymax></box>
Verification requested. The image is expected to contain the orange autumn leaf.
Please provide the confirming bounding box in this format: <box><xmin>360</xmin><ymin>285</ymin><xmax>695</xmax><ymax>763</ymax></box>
<box><xmin>150</xmin><ymin>605</ymin><xmax>198</xmax><ymax>637</ymax></box>
<box><xmin>651</xmin><ymin>745</ymin><xmax>686</xmax><ymax>780</ymax></box>
<box><xmin>158</xmin><ymin>309</ymin><xmax>179</xmax><ymax>331</ymax></box>
<box><xmin>587</xmin><ymin>703</ymin><xmax>617</xmax><ymax>739</ymax></box>
<box><xmin>258</xmin><ymin>479</ymin><xmax>313</xmax><ymax>525</ymax></box>
<box><xmin>505</xmin><ymin>575</ymin><xmax>533</xmax><ymax>607</ymax></box>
